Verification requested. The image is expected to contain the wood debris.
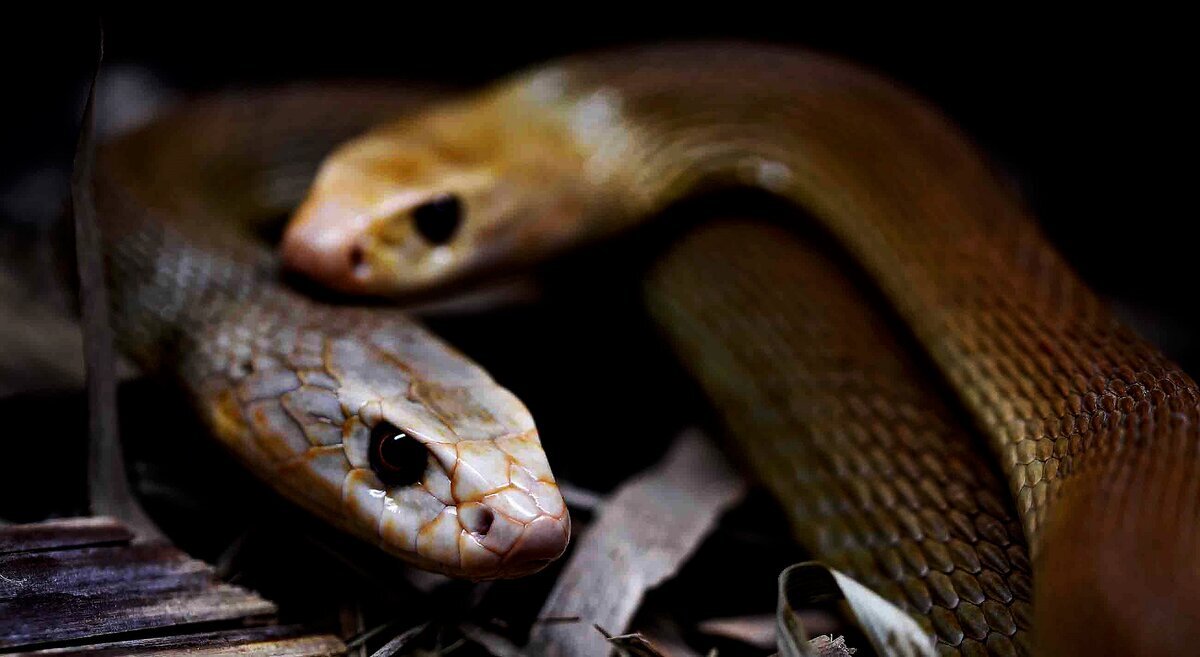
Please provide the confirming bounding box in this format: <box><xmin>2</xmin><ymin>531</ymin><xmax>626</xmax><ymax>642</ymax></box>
<box><xmin>0</xmin><ymin>517</ymin><xmax>343</xmax><ymax>655</ymax></box>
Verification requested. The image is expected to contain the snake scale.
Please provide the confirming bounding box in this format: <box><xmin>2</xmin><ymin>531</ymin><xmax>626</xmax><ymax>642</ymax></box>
<box><xmin>94</xmin><ymin>87</ymin><xmax>571</xmax><ymax>580</ymax></box>
<box><xmin>276</xmin><ymin>44</ymin><xmax>1200</xmax><ymax>655</ymax></box>
<box><xmin>650</xmin><ymin>217</ymin><xmax>1034</xmax><ymax>655</ymax></box>
<box><xmin>95</xmin><ymin>43</ymin><xmax>1200</xmax><ymax>655</ymax></box>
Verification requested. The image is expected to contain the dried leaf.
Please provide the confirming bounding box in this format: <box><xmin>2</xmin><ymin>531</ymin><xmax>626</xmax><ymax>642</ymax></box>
<box><xmin>775</xmin><ymin>563</ymin><xmax>935</xmax><ymax>657</ymax></box>
<box><xmin>528</xmin><ymin>431</ymin><xmax>746</xmax><ymax>656</ymax></box>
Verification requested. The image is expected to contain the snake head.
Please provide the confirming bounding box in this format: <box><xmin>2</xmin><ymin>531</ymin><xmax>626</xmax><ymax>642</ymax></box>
<box><xmin>207</xmin><ymin>307</ymin><xmax>569</xmax><ymax>579</ymax></box>
<box><xmin>280</xmin><ymin>93</ymin><xmax>590</xmax><ymax>296</ymax></box>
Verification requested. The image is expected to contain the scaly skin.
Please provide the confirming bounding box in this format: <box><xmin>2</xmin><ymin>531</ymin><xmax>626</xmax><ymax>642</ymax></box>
<box><xmin>95</xmin><ymin>87</ymin><xmax>569</xmax><ymax>579</ymax></box>
<box><xmin>649</xmin><ymin>219</ymin><xmax>1033</xmax><ymax>655</ymax></box>
<box><xmin>283</xmin><ymin>45</ymin><xmax>1200</xmax><ymax>654</ymax></box>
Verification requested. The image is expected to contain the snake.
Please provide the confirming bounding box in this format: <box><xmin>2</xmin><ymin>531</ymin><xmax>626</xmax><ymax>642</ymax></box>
<box><xmin>277</xmin><ymin>44</ymin><xmax>1200</xmax><ymax>655</ymax></box>
<box><xmin>649</xmin><ymin>215</ymin><xmax>1033</xmax><ymax>655</ymax></box>
<box><xmin>93</xmin><ymin>86</ymin><xmax>570</xmax><ymax>580</ymax></box>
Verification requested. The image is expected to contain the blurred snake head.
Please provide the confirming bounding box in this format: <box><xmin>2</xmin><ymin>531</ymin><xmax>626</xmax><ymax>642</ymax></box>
<box><xmin>281</xmin><ymin>94</ymin><xmax>591</xmax><ymax>296</ymax></box>
<box><xmin>211</xmin><ymin>309</ymin><xmax>569</xmax><ymax>579</ymax></box>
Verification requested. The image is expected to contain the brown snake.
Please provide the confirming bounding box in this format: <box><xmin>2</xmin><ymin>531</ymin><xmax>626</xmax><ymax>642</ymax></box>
<box><xmin>279</xmin><ymin>44</ymin><xmax>1200</xmax><ymax>655</ymax></box>
<box><xmin>94</xmin><ymin>87</ymin><xmax>570</xmax><ymax>580</ymax></box>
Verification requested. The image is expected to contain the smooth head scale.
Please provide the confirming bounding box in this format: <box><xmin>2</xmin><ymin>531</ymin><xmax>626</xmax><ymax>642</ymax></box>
<box><xmin>198</xmin><ymin>302</ymin><xmax>569</xmax><ymax>579</ymax></box>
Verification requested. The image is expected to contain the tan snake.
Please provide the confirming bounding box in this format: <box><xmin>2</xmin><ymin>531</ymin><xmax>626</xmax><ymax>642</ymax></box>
<box><xmin>95</xmin><ymin>87</ymin><xmax>570</xmax><ymax>580</ymax></box>
<box><xmin>279</xmin><ymin>44</ymin><xmax>1200</xmax><ymax>655</ymax></box>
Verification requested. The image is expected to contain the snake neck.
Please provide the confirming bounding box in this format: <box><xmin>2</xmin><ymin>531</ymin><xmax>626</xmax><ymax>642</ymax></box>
<box><xmin>501</xmin><ymin>44</ymin><xmax>1200</xmax><ymax>653</ymax></box>
<box><xmin>93</xmin><ymin>88</ymin><xmax>429</xmax><ymax>372</ymax></box>
<box><xmin>524</xmin><ymin>43</ymin><xmax>1197</xmax><ymax>531</ymax></box>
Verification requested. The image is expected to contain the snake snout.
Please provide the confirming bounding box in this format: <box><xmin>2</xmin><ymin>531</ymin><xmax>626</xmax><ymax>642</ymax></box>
<box><xmin>281</xmin><ymin>197</ymin><xmax>376</xmax><ymax>293</ymax></box>
<box><xmin>499</xmin><ymin>513</ymin><xmax>570</xmax><ymax>569</ymax></box>
<box><xmin>471</xmin><ymin>493</ymin><xmax>569</xmax><ymax>579</ymax></box>
<box><xmin>440</xmin><ymin>436</ymin><xmax>571</xmax><ymax>578</ymax></box>
<box><xmin>457</xmin><ymin>502</ymin><xmax>495</xmax><ymax>535</ymax></box>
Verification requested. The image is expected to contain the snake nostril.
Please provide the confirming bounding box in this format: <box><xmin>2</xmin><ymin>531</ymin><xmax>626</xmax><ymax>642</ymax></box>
<box><xmin>459</xmin><ymin>503</ymin><xmax>494</xmax><ymax>536</ymax></box>
<box><xmin>349</xmin><ymin>245</ymin><xmax>368</xmax><ymax>278</ymax></box>
<box><xmin>475</xmin><ymin>508</ymin><xmax>494</xmax><ymax>536</ymax></box>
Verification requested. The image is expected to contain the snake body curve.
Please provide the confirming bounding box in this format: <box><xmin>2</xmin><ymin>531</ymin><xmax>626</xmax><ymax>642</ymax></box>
<box><xmin>281</xmin><ymin>44</ymin><xmax>1200</xmax><ymax>654</ymax></box>
<box><xmin>93</xmin><ymin>87</ymin><xmax>570</xmax><ymax>580</ymax></box>
<box><xmin>650</xmin><ymin>216</ymin><xmax>1034</xmax><ymax>655</ymax></box>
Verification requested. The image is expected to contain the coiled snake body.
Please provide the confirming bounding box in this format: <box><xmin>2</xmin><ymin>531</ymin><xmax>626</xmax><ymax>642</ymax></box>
<box><xmin>279</xmin><ymin>45</ymin><xmax>1200</xmax><ymax>655</ymax></box>
<box><xmin>96</xmin><ymin>44</ymin><xmax>1200</xmax><ymax>655</ymax></box>
<box><xmin>651</xmin><ymin>216</ymin><xmax>1035</xmax><ymax>655</ymax></box>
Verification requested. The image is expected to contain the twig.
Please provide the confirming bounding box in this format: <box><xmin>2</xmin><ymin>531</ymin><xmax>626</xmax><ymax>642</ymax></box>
<box><xmin>71</xmin><ymin>23</ymin><xmax>163</xmax><ymax>543</ymax></box>
<box><xmin>369</xmin><ymin>622</ymin><xmax>430</xmax><ymax>657</ymax></box>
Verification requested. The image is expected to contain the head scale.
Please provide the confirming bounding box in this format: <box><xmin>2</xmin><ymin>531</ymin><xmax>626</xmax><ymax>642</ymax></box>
<box><xmin>209</xmin><ymin>307</ymin><xmax>569</xmax><ymax>579</ymax></box>
<box><xmin>280</xmin><ymin>95</ymin><xmax>590</xmax><ymax>296</ymax></box>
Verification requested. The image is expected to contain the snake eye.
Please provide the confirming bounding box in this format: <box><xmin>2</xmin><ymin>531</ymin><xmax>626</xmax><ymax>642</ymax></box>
<box><xmin>412</xmin><ymin>194</ymin><xmax>462</xmax><ymax>245</ymax></box>
<box><xmin>369</xmin><ymin>421</ymin><xmax>428</xmax><ymax>487</ymax></box>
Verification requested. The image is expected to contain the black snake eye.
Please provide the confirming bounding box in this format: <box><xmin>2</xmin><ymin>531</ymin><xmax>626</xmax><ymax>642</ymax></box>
<box><xmin>412</xmin><ymin>194</ymin><xmax>462</xmax><ymax>245</ymax></box>
<box><xmin>369</xmin><ymin>421</ymin><xmax>428</xmax><ymax>487</ymax></box>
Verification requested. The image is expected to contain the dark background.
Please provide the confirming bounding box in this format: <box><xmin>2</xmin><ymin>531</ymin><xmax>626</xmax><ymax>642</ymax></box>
<box><xmin>5</xmin><ymin>11</ymin><xmax>1195</xmax><ymax>368</ymax></box>
<box><xmin>0</xmin><ymin>12</ymin><xmax>1194</xmax><ymax>652</ymax></box>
